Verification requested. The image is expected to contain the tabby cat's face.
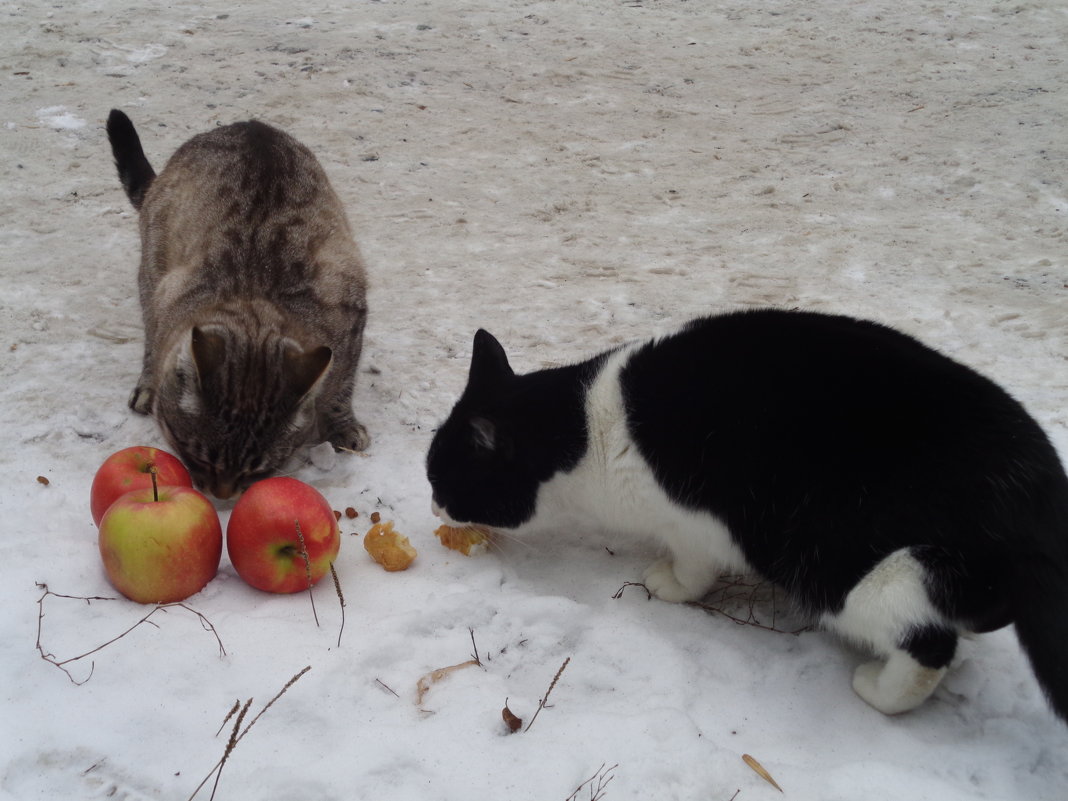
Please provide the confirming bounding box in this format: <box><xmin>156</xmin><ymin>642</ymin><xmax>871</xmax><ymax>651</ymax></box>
<box><xmin>155</xmin><ymin>393</ymin><xmax>308</xmax><ymax>500</ymax></box>
<box><xmin>154</xmin><ymin>333</ymin><xmax>325</xmax><ymax>499</ymax></box>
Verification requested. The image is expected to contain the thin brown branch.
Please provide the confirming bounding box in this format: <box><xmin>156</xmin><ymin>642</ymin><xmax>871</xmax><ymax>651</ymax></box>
<box><xmin>611</xmin><ymin>582</ymin><xmax>652</xmax><ymax>601</ymax></box>
<box><xmin>35</xmin><ymin>584</ymin><xmax>225</xmax><ymax>685</ymax></box>
<box><xmin>469</xmin><ymin>627</ymin><xmax>481</xmax><ymax>667</ymax></box>
<box><xmin>565</xmin><ymin>763</ymin><xmax>618</xmax><ymax>801</ymax></box>
<box><xmin>689</xmin><ymin>575</ymin><xmax>812</xmax><ymax>636</ymax></box>
<box><xmin>375</xmin><ymin>678</ymin><xmax>400</xmax><ymax>698</ymax></box>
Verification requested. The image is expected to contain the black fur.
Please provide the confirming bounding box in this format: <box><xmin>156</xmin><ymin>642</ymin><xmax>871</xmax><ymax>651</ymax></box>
<box><xmin>427</xmin><ymin>330</ymin><xmax>605</xmax><ymax>527</ymax></box>
<box><xmin>106</xmin><ymin>109</ymin><xmax>156</xmax><ymax>210</ymax></box>
<box><xmin>427</xmin><ymin>309</ymin><xmax>1068</xmax><ymax>721</ymax></box>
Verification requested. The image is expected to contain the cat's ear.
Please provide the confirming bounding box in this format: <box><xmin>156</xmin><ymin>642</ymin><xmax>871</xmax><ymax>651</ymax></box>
<box><xmin>191</xmin><ymin>326</ymin><xmax>227</xmax><ymax>383</ymax></box>
<box><xmin>285</xmin><ymin>345</ymin><xmax>333</xmax><ymax>401</ymax></box>
<box><xmin>468</xmin><ymin>329</ymin><xmax>514</xmax><ymax>392</ymax></box>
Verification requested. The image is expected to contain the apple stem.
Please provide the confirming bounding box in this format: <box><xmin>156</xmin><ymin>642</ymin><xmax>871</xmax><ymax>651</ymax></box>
<box><xmin>149</xmin><ymin>465</ymin><xmax>159</xmax><ymax>502</ymax></box>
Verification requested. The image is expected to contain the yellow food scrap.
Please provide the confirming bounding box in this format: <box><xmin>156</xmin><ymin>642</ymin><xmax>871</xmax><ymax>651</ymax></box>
<box><xmin>434</xmin><ymin>524</ymin><xmax>490</xmax><ymax>556</ymax></box>
<box><xmin>364</xmin><ymin>521</ymin><xmax>417</xmax><ymax>571</ymax></box>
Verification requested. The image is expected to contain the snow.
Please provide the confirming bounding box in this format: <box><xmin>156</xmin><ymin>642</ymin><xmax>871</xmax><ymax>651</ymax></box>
<box><xmin>2</xmin><ymin>0</ymin><xmax>1067</xmax><ymax>799</ymax></box>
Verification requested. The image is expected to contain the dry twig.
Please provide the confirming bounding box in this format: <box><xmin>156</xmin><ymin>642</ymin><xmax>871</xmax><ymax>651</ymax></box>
<box><xmin>565</xmin><ymin>763</ymin><xmax>617</xmax><ymax>801</ymax></box>
<box><xmin>35</xmin><ymin>583</ymin><xmax>225</xmax><ymax>685</ymax></box>
<box><xmin>690</xmin><ymin>575</ymin><xmax>811</xmax><ymax>635</ymax></box>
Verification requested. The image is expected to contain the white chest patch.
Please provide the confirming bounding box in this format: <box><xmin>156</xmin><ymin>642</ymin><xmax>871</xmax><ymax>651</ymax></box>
<box><xmin>523</xmin><ymin>346</ymin><xmax>750</xmax><ymax>599</ymax></box>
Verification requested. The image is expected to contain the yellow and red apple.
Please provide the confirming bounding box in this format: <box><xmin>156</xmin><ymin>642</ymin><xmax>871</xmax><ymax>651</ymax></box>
<box><xmin>91</xmin><ymin>446</ymin><xmax>193</xmax><ymax>525</ymax></box>
<box><xmin>226</xmin><ymin>477</ymin><xmax>340</xmax><ymax>593</ymax></box>
<box><xmin>98</xmin><ymin>485</ymin><xmax>223</xmax><ymax>604</ymax></box>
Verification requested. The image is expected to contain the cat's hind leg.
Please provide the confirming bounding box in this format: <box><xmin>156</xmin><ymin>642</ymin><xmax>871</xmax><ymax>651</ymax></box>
<box><xmin>852</xmin><ymin>625</ymin><xmax>956</xmax><ymax>715</ymax></box>
<box><xmin>826</xmin><ymin>547</ymin><xmax>957</xmax><ymax>715</ymax></box>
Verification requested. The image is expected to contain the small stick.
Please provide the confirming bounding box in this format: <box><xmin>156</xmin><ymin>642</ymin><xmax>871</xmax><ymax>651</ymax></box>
<box><xmin>612</xmin><ymin>582</ymin><xmax>652</xmax><ymax>600</ymax></box>
<box><xmin>149</xmin><ymin>465</ymin><xmax>159</xmax><ymax>502</ymax></box>
<box><xmin>524</xmin><ymin>656</ymin><xmax>570</xmax><ymax>733</ymax></box>
<box><xmin>564</xmin><ymin>763</ymin><xmax>617</xmax><ymax>801</ymax></box>
<box><xmin>469</xmin><ymin>627</ymin><xmax>481</xmax><ymax>667</ymax></box>
<box><xmin>36</xmin><ymin>585</ymin><xmax>225</xmax><ymax>685</ymax></box>
<box><xmin>375</xmin><ymin>678</ymin><xmax>400</xmax><ymax>698</ymax></box>
<box><xmin>294</xmin><ymin>520</ymin><xmax>319</xmax><ymax>627</ymax></box>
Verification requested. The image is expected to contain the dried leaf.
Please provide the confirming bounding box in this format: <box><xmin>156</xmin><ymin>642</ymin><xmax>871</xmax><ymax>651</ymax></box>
<box><xmin>415</xmin><ymin>659</ymin><xmax>479</xmax><ymax>707</ymax></box>
<box><xmin>502</xmin><ymin>699</ymin><xmax>522</xmax><ymax>733</ymax></box>
<box><xmin>742</xmin><ymin>753</ymin><xmax>783</xmax><ymax>793</ymax></box>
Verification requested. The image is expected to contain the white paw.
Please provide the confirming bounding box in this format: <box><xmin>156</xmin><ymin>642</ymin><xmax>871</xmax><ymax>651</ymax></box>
<box><xmin>128</xmin><ymin>385</ymin><xmax>153</xmax><ymax>415</ymax></box>
<box><xmin>852</xmin><ymin>661</ymin><xmax>888</xmax><ymax>711</ymax></box>
<box><xmin>642</xmin><ymin>559</ymin><xmax>703</xmax><ymax>603</ymax></box>
<box><xmin>852</xmin><ymin>657</ymin><xmax>945</xmax><ymax>716</ymax></box>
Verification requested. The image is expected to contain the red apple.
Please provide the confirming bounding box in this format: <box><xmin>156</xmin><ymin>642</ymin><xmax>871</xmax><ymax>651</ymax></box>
<box><xmin>91</xmin><ymin>446</ymin><xmax>193</xmax><ymax>526</ymax></box>
<box><xmin>226</xmin><ymin>477</ymin><xmax>340</xmax><ymax>593</ymax></box>
<box><xmin>98</xmin><ymin>485</ymin><xmax>222</xmax><ymax>604</ymax></box>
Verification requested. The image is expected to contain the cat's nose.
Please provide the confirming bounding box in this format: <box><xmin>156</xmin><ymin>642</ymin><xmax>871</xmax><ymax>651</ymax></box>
<box><xmin>213</xmin><ymin>480</ymin><xmax>237</xmax><ymax>500</ymax></box>
<box><xmin>431</xmin><ymin>501</ymin><xmax>441</xmax><ymax>518</ymax></box>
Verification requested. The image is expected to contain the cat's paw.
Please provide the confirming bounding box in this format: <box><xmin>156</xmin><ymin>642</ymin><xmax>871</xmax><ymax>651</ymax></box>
<box><xmin>330</xmin><ymin>422</ymin><xmax>370</xmax><ymax>453</ymax></box>
<box><xmin>642</xmin><ymin>559</ymin><xmax>704</xmax><ymax>603</ymax></box>
<box><xmin>127</xmin><ymin>385</ymin><xmax>153</xmax><ymax>415</ymax></box>
<box><xmin>852</xmin><ymin>657</ymin><xmax>945</xmax><ymax>716</ymax></box>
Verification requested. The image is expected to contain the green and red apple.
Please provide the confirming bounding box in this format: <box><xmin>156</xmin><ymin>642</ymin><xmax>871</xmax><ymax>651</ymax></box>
<box><xmin>98</xmin><ymin>484</ymin><xmax>222</xmax><ymax>604</ymax></box>
<box><xmin>91</xmin><ymin>445</ymin><xmax>193</xmax><ymax>525</ymax></box>
<box><xmin>226</xmin><ymin>477</ymin><xmax>340</xmax><ymax>593</ymax></box>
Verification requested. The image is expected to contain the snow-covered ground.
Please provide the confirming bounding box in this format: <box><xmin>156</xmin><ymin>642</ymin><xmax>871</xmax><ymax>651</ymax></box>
<box><xmin>2</xmin><ymin>1</ymin><xmax>1066</xmax><ymax>798</ymax></box>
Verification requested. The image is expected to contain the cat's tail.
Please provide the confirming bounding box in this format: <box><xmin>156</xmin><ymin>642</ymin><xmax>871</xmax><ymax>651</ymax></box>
<box><xmin>1009</xmin><ymin>482</ymin><xmax>1068</xmax><ymax>724</ymax></box>
<box><xmin>106</xmin><ymin>109</ymin><xmax>156</xmax><ymax>210</ymax></box>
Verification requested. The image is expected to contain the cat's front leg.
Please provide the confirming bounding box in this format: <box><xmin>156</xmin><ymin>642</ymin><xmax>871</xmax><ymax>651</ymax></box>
<box><xmin>320</xmin><ymin>403</ymin><xmax>370</xmax><ymax>453</ymax></box>
<box><xmin>128</xmin><ymin>371</ymin><xmax>154</xmax><ymax>415</ymax></box>
<box><xmin>643</xmin><ymin>554</ymin><xmax>719</xmax><ymax>603</ymax></box>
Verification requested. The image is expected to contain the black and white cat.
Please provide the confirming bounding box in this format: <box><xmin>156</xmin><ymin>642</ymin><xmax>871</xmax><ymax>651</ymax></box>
<box><xmin>426</xmin><ymin>308</ymin><xmax>1068</xmax><ymax>720</ymax></box>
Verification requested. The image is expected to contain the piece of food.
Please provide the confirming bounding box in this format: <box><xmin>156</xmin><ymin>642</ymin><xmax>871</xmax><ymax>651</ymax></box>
<box><xmin>91</xmin><ymin>446</ymin><xmax>193</xmax><ymax>526</ymax></box>
<box><xmin>434</xmin><ymin>524</ymin><xmax>490</xmax><ymax>556</ymax></box>
<box><xmin>226</xmin><ymin>477</ymin><xmax>341</xmax><ymax>593</ymax></box>
<box><xmin>364</xmin><ymin>521</ymin><xmax>417</xmax><ymax>571</ymax></box>
<box><xmin>98</xmin><ymin>484</ymin><xmax>222</xmax><ymax>604</ymax></box>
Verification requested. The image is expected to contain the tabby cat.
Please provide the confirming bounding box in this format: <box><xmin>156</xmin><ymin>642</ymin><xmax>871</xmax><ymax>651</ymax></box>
<box><xmin>427</xmin><ymin>309</ymin><xmax>1068</xmax><ymax>721</ymax></box>
<box><xmin>106</xmin><ymin>109</ymin><xmax>369</xmax><ymax>498</ymax></box>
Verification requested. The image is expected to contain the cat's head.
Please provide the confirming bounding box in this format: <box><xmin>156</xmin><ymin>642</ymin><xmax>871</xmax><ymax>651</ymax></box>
<box><xmin>155</xmin><ymin>326</ymin><xmax>332</xmax><ymax>499</ymax></box>
<box><xmin>426</xmin><ymin>330</ymin><xmax>590</xmax><ymax>530</ymax></box>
